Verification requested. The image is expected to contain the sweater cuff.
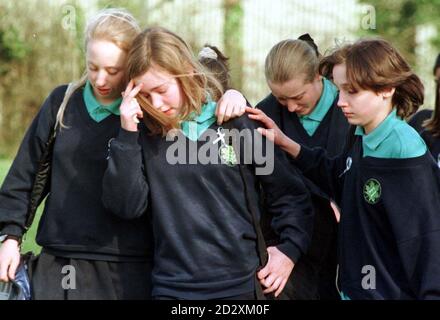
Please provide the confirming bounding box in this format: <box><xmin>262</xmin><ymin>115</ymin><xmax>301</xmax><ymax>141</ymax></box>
<box><xmin>0</xmin><ymin>224</ymin><xmax>24</xmax><ymax>238</ymax></box>
<box><xmin>116</xmin><ymin>128</ymin><xmax>140</xmax><ymax>145</ymax></box>
<box><xmin>293</xmin><ymin>144</ymin><xmax>315</xmax><ymax>172</ymax></box>
<box><xmin>276</xmin><ymin>241</ymin><xmax>302</xmax><ymax>265</ymax></box>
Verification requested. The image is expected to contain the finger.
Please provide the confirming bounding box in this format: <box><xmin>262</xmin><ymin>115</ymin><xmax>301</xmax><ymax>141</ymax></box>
<box><xmin>257</xmin><ymin>128</ymin><xmax>276</xmax><ymax>144</ymax></box>
<box><xmin>223</xmin><ymin>103</ymin><xmax>234</xmax><ymax>123</ymax></box>
<box><xmin>0</xmin><ymin>261</ymin><xmax>10</xmax><ymax>282</ymax></box>
<box><xmin>216</xmin><ymin>102</ymin><xmax>227</xmax><ymax>125</ymax></box>
<box><xmin>263</xmin><ymin>287</ymin><xmax>275</xmax><ymax>294</ymax></box>
<box><xmin>125</xmin><ymin>80</ymin><xmax>134</xmax><ymax>95</ymax></box>
<box><xmin>8</xmin><ymin>257</ymin><xmax>19</xmax><ymax>281</ymax></box>
<box><xmin>257</xmin><ymin>127</ymin><xmax>269</xmax><ymax>138</ymax></box>
<box><xmin>130</xmin><ymin>98</ymin><xmax>141</xmax><ymax>109</ymax></box>
<box><xmin>269</xmin><ymin>277</ymin><xmax>283</xmax><ymax>293</ymax></box>
<box><xmin>265</xmin><ymin>128</ymin><xmax>276</xmax><ymax>142</ymax></box>
<box><xmin>230</xmin><ymin>104</ymin><xmax>242</xmax><ymax>119</ymax></box>
<box><xmin>264</xmin><ymin>276</ymin><xmax>282</xmax><ymax>295</ymax></box>
<box><xmin>215</xmin><ymin>97</ymin><xmax>223</xmax><ymax>117</ymax></box>
<box><xmin>263</xmin><ymin>279</ymin><xmax>277</xmax><ymax>294</ymax></box>
<box><xmin>247</xmin><ymin>109</ymin><xmax>275</xmax><ymax>129</ymax></box>
<box><xmin>257</xmin><ymin>264</ymin><xmax>271</xmax><ymax>280</ymax></box>
<box><xmin>238</xmin><ymin>104</ymin><xmax>246</xmax><ymax>116</ymax></box>
<box><xmin>253</xmin><ymin>112</ymin><xmax>273</xmax><ymax>127</ymax></box>
<box><xmin>263</xmin><ymin>274</ymin><xmax>277</xmax><ymax>289</ymax></box>
<box><xmin>128</xmin><ymin>83</ymin><xmax>143</xmax><ymax>99</ymax></box>
<box><xmin>275</xmin><ymin>278</ymin><xmax>288</xmax><ymax>298</ymax></box>
<box><xmin>245</xmin><ymin>106</ymin><xmax>262</xmax><ymax>114</ymax></box>
<box><xmin>248</xmin><ymin>113</ymin><xmax>263</xmax><ymax>121</ymax></box>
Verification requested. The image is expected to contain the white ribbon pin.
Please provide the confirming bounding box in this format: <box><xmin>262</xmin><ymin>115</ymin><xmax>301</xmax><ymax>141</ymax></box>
<box><xmin>339</xmin><ymin>157</ymin><xmax>352</xmax><ymax>177</ymax></box>
<box><xmin>213</xmin><ymin>127</ymin><xmax>226</xmax><ymax>145</ymax></box>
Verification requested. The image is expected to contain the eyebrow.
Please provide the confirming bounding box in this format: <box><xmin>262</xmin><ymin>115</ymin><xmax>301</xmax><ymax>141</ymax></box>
<box><xmin>147</xmin><ymin>81</ymin><xmax>171</xmax><ymax>92</ymax></box>
<box><xmin>87</xmin><ymin>62</ymin><xmax>122</xmax><ymax>70</ymax></box>
<box><xmin>278</xmin><ymin>91</ymin><xmax>305</xmax><ymax>99</ymax></box>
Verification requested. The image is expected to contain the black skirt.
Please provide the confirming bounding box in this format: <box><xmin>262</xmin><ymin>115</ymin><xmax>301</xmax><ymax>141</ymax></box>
<box><xmin>29</xmin><ymin>251</ymin><xmax>152</xmax><ymax>300</ymax></box>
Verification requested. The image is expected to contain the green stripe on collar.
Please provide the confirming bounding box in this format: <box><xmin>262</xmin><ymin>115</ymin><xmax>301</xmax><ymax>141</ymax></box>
<box><xmin>181</xmin><ymin>100</ymin><xmax>217</xmax><ymax>141</ymax></box>
<box><xmin>83</xmin><ymin>81</ymin><xmax>121</xmax><ymax>122</ymax></box>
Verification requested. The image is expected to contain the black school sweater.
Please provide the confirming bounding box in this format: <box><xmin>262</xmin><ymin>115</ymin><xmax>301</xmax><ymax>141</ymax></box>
<box><xmin>258</xmin><ymin>93</ymin><xmax>350</xmax><ymax>299</ymax></box>
<box><xmin>408</xmin><ymin>110</ymin><xmax>440</xmax><ymax>167</ymax></box>
<box><xmin>103</xmin><ymin>115</ymin><xmax>314</xmax><ymax>299</ymax></box>
<box><xmin>408</xmin><ymin>109</ymin><xmax>433</xmax><ymax>134</ymax></box>
<box><xmin>0</xmin><ymin>85</ymin><xmax>152</xmax><ymax>261</ymax></box>
<box><xmin>420</xmin><ymin>129</ymin><xmax>440</xmax><ymax>167</ymax></box>
<box><xmin>258</xmin><ymin>93</ymin><xmax>349</xmax><ymax>157</ymax></box>
<box><xmin>295</xmin><ymin>137</ymin><xmax>440</xmax><ymax>299</ymax></box>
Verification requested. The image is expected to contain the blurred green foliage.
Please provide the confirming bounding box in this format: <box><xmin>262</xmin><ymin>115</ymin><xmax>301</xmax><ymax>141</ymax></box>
<box><xmin>0</xmin><ymin>1</ymin><xmax>85</xmax><ymax>156</ymax></box>
<box><xmin>359</xmin><ymin>0</ymin><xmax>440</xmax><ymax>66</ymax></box>
<box><xmin>223</xmin><ymin>0</ymin><xmax>244</xmax><ymax>91</ymax></box>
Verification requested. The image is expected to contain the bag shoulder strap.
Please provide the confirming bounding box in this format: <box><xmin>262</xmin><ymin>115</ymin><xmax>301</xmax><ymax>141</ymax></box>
<box><xmin>25</xmin><ymin>83</ymin><xmax>74</xmax><ymax>230</ymax></box>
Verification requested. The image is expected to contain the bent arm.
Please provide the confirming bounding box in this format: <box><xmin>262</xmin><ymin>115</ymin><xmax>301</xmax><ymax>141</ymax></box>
<box><xmin>102</xmin><ymin>129</ymin><xmax>149</xmax><ymax>220</ymax></box>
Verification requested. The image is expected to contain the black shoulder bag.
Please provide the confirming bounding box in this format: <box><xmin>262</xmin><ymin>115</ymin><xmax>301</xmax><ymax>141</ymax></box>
<box><xmin>25</xmin><ymin>83</ymin><xmax>73</xmax><ymax>230</ymax></box>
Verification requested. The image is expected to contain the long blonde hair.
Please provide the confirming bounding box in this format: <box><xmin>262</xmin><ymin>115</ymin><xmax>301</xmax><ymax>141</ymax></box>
<box><xmin>56</xmin><ymin>8</ymin><xmax>140</xmax><ymax>129</ymax></box>
<box><xmin>127</xmin><ymin>27</ymin><xmax>223</xmax><ymax>136</ymax></box>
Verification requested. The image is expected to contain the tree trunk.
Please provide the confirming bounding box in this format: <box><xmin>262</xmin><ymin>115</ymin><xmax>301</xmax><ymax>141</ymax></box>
<box><xmin>223</xmin><ymin>0</ymin><xmax>244</xmax><ymax>91</ymax></box>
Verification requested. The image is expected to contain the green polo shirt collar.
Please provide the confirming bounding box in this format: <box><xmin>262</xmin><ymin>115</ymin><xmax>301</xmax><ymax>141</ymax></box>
<box><xmin>299</xmin><ymin>77</ymin><xmax>338</xmax><ymax>136</ymax></box>
<box><xmin>83</xmin><ymin>81</ymin><xmax>121</xmax><ymax>122</ymax></box>
<box><xmin>355</xmin><ymin>109</ymin><xmax>398</xmax><ymax>150</ymax></box>
<box><xmin>181</xmin><ymin>100</ymin><xmax>217</xmax><ymax>141</ymax></box>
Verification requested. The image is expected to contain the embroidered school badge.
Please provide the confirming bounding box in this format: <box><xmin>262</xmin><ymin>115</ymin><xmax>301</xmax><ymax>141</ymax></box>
<box><xmin>363</xmin><ymin>178</ymin><xmax>381</xmax><ymax>204</ymax></box>
<box><xmin>219</xmin><ymin>144</ymin><xmax>237</xmax><ymax>167</ymax></box>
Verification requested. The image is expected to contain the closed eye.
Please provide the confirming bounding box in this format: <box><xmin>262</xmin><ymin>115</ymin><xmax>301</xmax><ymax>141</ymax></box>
<box><xmin>155</xmin><ymin>85</ymin><xmax>168</xmax><ymax>94</ymax></box>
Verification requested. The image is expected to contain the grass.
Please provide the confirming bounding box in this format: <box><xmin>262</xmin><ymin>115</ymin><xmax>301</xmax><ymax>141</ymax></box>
<box><xmin>0</xmin><ymin>158</ymin><xmax>42</xmax><ymax>254</ymax></box>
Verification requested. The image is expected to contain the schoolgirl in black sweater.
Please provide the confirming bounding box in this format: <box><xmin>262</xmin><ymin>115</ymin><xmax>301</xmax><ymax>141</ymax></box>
<box><xmin>255</xmin><ymin>35</ymin><xmax>350</xmax><ymax>300</ymax></box>
<box><xmin>102</xmin><ymin>27</ymin><xmax>314</xmax><ymax>300</ymax></box>
<box><xmin>0</xmin><ymin>10</ymin><xmax>248</xmax><ymax>299</ymax></box>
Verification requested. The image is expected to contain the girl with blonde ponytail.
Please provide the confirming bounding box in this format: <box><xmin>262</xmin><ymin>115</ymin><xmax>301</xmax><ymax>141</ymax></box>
<box><xmin>0</xmin><ymin>8</ymin><xmax>248</xmax><ymax>300</ymax></box>
<box><xmin>256</xmin><ymin>35</ymin><xmax>350</xmax><ymax>300</ymax></box>
<box><xmin>0</xmin><ymin>8</ymin><xmax>157</xmax><ymax>300</ymax></box>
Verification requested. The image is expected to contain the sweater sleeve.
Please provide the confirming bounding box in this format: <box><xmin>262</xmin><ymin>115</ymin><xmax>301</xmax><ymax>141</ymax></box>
<box><xmin>293</xmin><ymin>144</ymin><xmax>348</xmax><ymax>205</ymax></box>
<box><xmin>0</xmin><ymin>85</ymin><xmax>67</xmax><ymax>237</ymax></box>
<box><xmin>102</xmin><ymin>127</ymin><xmax>149</xmax><ymax>220</ymax></box>
<box><xmin>383</xmin><ymin>161</ymin><xmax>440</xmax><ymax>299</ymax></box>
<box><xmin>229</xmin><ymin>115</ymin><xmax>314</xmax><ymax>264</ymax></box>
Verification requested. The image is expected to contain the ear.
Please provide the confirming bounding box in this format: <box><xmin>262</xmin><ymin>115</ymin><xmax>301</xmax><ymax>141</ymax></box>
<box><xmin>314</xmin><ymin>73</ymin><xmax>322</xmax><ymax>82</ymax></box>
<box><xmin>380</xmin><ymin>87</ymin><xmax>395</xmax><ymax>99</ymax></box>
